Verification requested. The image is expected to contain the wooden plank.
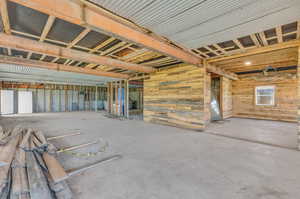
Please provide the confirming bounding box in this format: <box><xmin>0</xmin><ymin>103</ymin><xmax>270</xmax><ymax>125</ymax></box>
<box><xmin>276</xmin><ymin>26</ymin><xmax>283</xmax><ymax>43</ymax></box>
<box><xmin>40</xmin><ymin>15</ymin><xmax>56</xmax><ymax>42</ymax></box>
<box><xmin>0</xmin><ymin>0</ymin><xmax>11</xmax><ymax>34</ymax></box>
<box><xmin>232</xmin><ymin>71</ymin><xmax>297</xmax><ymax>122</ymax></box>
<box><xmin>42</xmin><ymin>153</ymin><xmax>68</xmax><ymax>183</ymax></box>
<box><xmin>259</xmin><ymin>32</ymin><xmax>268</xmax><ymax>46</ymax></box>
<box><xmin>67</xmin><ymin>28</ymin><xmax>90</xmax><ymax>48</ymax></box>
<box><xmin>207</xmin><ymin>64</ymin><xmax>238</xmax><ymax>81</ymax></box>
<box><xmin>144</xmin><ymin>64</ymin><xmax>205</xmax><ymax>130</ymax></box>
<box><xmin>250</xmin><ymin>34</ymin><xmax>261</xmax><ymax>48</ymax></box>
<box><xmin>0</xmin><ymin>33</ymin><xmax>155</xmax><ymax>73</ymax></box>
<box><xmin>0</xmin><ymin>54</ymin><xmax>129</xmax><ymax>79</ymax></box>
<box><xmin>233</xmin><ymin>39</ymin><xmax>244</xmax><ymax>50</ymax></box>
<box><xmin>208</xmin><ymin>39</ymin><xmax>300</xmax><ymax>63</ymax></box>
<box><xmin>90</xmin><ymin>37</ymin><xmax>116</xmax><ymax>53</ymax></box>
<box><xmin>10</xmin><ymin>0</ymin><xmax>203</xmax><ymax>66</ymax></box>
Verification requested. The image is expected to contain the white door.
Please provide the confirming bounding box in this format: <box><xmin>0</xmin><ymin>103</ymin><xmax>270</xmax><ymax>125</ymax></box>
<box><xmin>18</xmin><ymin>91</ymin><xmax>33</xmax><ymax>114</ymax></box>
<box><xmin>1</xmin><ymin>90</ymin><xmax>14</xmax><ymax>115</ymax></box>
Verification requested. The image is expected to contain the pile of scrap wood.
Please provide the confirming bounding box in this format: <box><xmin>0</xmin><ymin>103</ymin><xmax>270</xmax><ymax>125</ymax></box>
<box><xmin>0</xmin><ymin>126</ymin><xmax>121</xmax><ymax>199</ymax></box>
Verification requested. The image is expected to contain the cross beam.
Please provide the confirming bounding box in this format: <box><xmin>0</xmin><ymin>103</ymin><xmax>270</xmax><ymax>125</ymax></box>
<box><xmin>0</xmin><ymin>33</ymin><xmax>155</xmax><ymax>73</ymax></box>
<box><xmin>0</xmin><ymin>55</ymin><xmax>129</xmax><ymax>79</ymax></box>
<box><xmin>9</xmin><ymin>0</ymin><xmax>203</xmax><ymax>66</ymax></box>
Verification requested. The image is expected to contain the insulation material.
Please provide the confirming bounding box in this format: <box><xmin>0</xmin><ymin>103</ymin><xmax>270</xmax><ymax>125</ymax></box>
<box><xmin>45</xmin><ymin>90</ymin><xmax>51</xmax><ymax>112</ymax></box>
<box><xmin>37</xmin><ymin>89</ymin><xmax>45</xmax><ymax>113</ymax></box>
<box><xmin>60</xmin><ymin>91</ymin><xmax>66</xmax><ymax>112</ymax></box>
<box><xmin>47</xmin><ymin>18</ymin><xmax>84</xmax><ymax>43</ymax></box>
<box><xmin>210</xmin><ymin>93</ymin><xmax>222</xmax><ymax>121</ymax></box>
<box><xmin>67</xmin><ymin>90</ymin><xmax>73</xmax><ymax>111</ymax></box>
<box><xmin>79</xmin><ymin>92</ymin><xmax>85</xmax><ymax>111</ymax></box>
<box><xmin>8</xmin><ymin>1</ymin><xmax>48</xmax><ymax>36</ymax></box>
<box><xmin>18</xmin><ymin>91</ymin><xmax>33</xmax><ymax>114</ymax></box>
<box><xmin>52</xmin><ymin>90</ymin><xmax>60</xmax><ymax>112</ymax></box>
<box><xmin>0</xmin><ymin>90</ymin><xmax>14</xmax><ymax>115</ymax></box>
<box><xmin>72</xmin><ymin>91</ymin><xmax>79</xmax><ymax>111</ymax></box>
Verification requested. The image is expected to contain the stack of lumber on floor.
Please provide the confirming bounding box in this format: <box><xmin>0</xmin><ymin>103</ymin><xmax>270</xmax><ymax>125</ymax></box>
<box><xmin>0</xmin><ymin>126</ymin><xmax>72</xmax><ymax>199</ymax></box>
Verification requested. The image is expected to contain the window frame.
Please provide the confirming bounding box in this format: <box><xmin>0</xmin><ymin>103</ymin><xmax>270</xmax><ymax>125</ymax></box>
<box><xmin>255</xmin><ymin>85</ymin><xmax>275</xmax><ymax>106</ymax></box>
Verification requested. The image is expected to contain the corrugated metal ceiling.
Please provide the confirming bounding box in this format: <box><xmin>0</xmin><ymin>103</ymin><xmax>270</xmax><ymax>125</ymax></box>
<box><xmin>90</xmin><ymin>0</ymin><xmax>300</xmax><ymax>48</ymax></box>
<box><xmin>0</xmin><ymin>63</ymin><xmax>118</xmax><ymax>86</ymax></box>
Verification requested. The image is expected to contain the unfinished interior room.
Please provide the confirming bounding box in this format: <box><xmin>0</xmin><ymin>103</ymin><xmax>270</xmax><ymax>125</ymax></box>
<box><xmin>0</xmin><ymin>0</ymin><xmax>300</xmax><ymax>198</ymax></box>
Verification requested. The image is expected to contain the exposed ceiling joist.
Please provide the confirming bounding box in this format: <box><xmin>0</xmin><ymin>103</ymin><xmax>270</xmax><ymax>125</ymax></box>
<box><xmin>0</xmin><ymin>0</ymin><xmax>11</xmax><ymax>34</ymax></box>
<box><xmin>67</xmin><ymin>28</ymin><xmax>90</xmax><ymax>48</ymax></box>
<box><xmin>40</xmin><ymin>15</ymin><xmax>56</xmax><ymax>42</ymax></box>
<box><xmin>205</xmin><ymin>62</ymin><xmax>238</xmax><ymax>81</ymax></box>
<box><xmin>0</xmin><ymin>55</ymin><xmax>128</xmax><ymax>79</ymax></box>
<box><xmin>208</xmin><ymin>39</ymin><xmax>300</xmax><ymax>63</ymax></box>
<box><xmin>9</xmin><ymin>0</ymin><xmax>203</xmax><ymax>66</ymax></box>
<box><xmin>0</xmin><ymin>33</ymin><xmax>155</xmax><ymax>73</ymax></box>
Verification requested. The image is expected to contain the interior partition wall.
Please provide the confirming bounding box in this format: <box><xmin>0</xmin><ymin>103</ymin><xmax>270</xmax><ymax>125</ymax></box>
<box><xmin>0</xmin><ymin>82</ymin><xmax>108</xmax><ymax>114</ymax></box>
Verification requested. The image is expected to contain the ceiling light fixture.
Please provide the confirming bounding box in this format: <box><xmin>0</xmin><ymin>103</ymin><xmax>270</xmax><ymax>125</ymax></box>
<box><xmin>245</xmin><ymin>61</ymin><xmax>252</xmax><ymax>66</ymax></box>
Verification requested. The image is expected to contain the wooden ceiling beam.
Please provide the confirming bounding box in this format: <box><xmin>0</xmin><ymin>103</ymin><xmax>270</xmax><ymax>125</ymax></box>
<box><xmin>40</xmin><ymin>15</ymin><xmax>56</xmax><ymax>42</ymax></box>
<box><xmin>0</xmin><ymin>33</ymin><xmax>155</xmax><ymax>73</ymax></box>
<box><xmin>90</xmin><ymin>37</ymin><xmax>116</xmax><ymax>53</ymax></box>
<box><xmin>9</xmin><ymin>0</ymin><xmax>203</xmax><ymax>66</ymax></box>
<box><xmin>276</xmin><ymin>26</ymin><xmax>283</xmax><ymax>43</ymax></box>
<box><xmin>208</xmin><ymin>39</ymin><xmax>300</xmax><ymax>63</ymax></box>
<box><xmin>0</xmin><ymin>0</ymin><xmax>11</xmax><ymax>34</ymax></box>
<box><xmin>205</xmin><ymin>62</ymin><xmax>238</xmax><ymax>81</ymax></box>
<box><xmin>0</xmin><ymin>54</ymin><xmax>129</xmax><ymax>79</ymax></box>
<box><xmin>67</xmin><ymin>28</ymin><xmax>90</xmax><ymax>48</ymax></box>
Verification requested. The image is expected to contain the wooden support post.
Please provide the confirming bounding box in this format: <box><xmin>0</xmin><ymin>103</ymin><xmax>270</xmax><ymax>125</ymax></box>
<box><xmin>297</xmin><ymin>47</ymin><xmax>300</xmax><ymax>150</ymax></box>
<box><xmin>49</xmin><ymin>86</ymin><xmax>52</xmax><ymax>112</ymax></box>
<box><xmin>203</xmin><ymin>60</ymin><xmax>211</xmax><ymax>127</ymax></box>
<box><xmin>95</xmin><ymin>86</ymin><xmax>98</xmax><ymax>112</ymax></box>
<box><xmin>120</xmin><ymin>81</ymin><xmax>123</xmax><ymax>116</ymax></box>
<box><xmin>125</xmin><ymin>80</ymin><xmax>129</xmax><ymax>118</ymax></box>
<box><xmin>65</xmin><ymin>88</ymin><xmax>68</xmax><ymax>112</ymax></box>
<box><xmin>0</xmin><ymin>0</ymin><xmax>11</xmax><ymax>34</ymax></box>
<box><xmin>110</xmin><ymin>83</ymin><xmax>113</xmax><ymax>114</ymax></box>
<box><xmin>87</xmin><ymin>87</ymin><xmax>90</xmax><ymax>111</ymax></box>
<box><xmin>115</xmin><ymin>81</ymin><xmax>118</xmax><ymax>115</ymax></box>
<box><xmin>78</xmin><ymin>86</ymin><xmax>80</xmax><ymax>111</ymax></box>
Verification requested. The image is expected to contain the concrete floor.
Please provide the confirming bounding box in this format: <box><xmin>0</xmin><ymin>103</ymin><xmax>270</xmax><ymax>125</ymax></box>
<box><xmin>1</xmin><ymin>112</ymin><xmax>300</xmax><ymax>199</ymax></box>
<box><xmin>206</xmin><ymin>118</ymin><xmax>298</xmax><ymax>149</ymax></box>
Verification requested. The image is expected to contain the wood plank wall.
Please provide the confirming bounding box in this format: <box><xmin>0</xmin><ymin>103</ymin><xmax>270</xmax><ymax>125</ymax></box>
<box><xmin>144</xmin><ymin>64</ymin><xmax>205</xmax><ymax>130</ymax></box>
<box><xmin>220</xmin><ymin>77</ymin><xmax>233</xmax><ymax>119</ymax></box>
<box><xmin>204</xmin><ymin>70</ymin><xmax>211</xmax><ymax>126</ymax></box>
<box><xmin>232</xmin><ymin>72</ymin><xmax>297</xmax><ymax>122</ymax></box>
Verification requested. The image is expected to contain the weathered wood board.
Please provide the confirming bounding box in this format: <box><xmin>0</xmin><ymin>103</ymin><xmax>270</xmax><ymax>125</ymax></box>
<box><xmin>144</xmin><ymin>64</ymin><xmax>205</xmax><ymax>130</ymax></box>
<box><xmin>220</xmin><ymin>77</ymin><xmax>233</xmax><ymax>119</ymax></box>
<box><xmin>232</xmin><ymin>72</ymin><xmax>297</xmax><ymax>122</ymax></box>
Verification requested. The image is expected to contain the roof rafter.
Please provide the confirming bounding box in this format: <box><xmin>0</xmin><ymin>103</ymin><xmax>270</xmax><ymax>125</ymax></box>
<box><xmin>0</xmin><ymin>33</ymin><xmax>155</xmax><ymax>73</ymax></box>
<box><xmin>208</xmin><ymin>39</ymin><xmax>300</xmax><ymax>63</ymax></box>
<box><xmin>0</xmin><ymin>54</ymin><xmax>128</xmax><ymax>79</ymax></box>
<box><xmin>9</xmin><ymin>0</ymin><xmax>203</xmax><ymax>66</ymax></box>
<box><xmin>40</xmin><ymin>15</ymin><xmax>56</xmax><ymax>42</ymax></box>
<box><xmin>67</xmin><ymin>28</ymin><xmax>90</xmax><ymax>48</ymax></box>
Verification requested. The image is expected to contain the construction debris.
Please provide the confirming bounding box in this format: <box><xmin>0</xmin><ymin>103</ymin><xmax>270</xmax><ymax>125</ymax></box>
<box><xmin>0</xmin><ymin>126</ymin><xmax>122</xmax><ymax>199</ymax></box>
